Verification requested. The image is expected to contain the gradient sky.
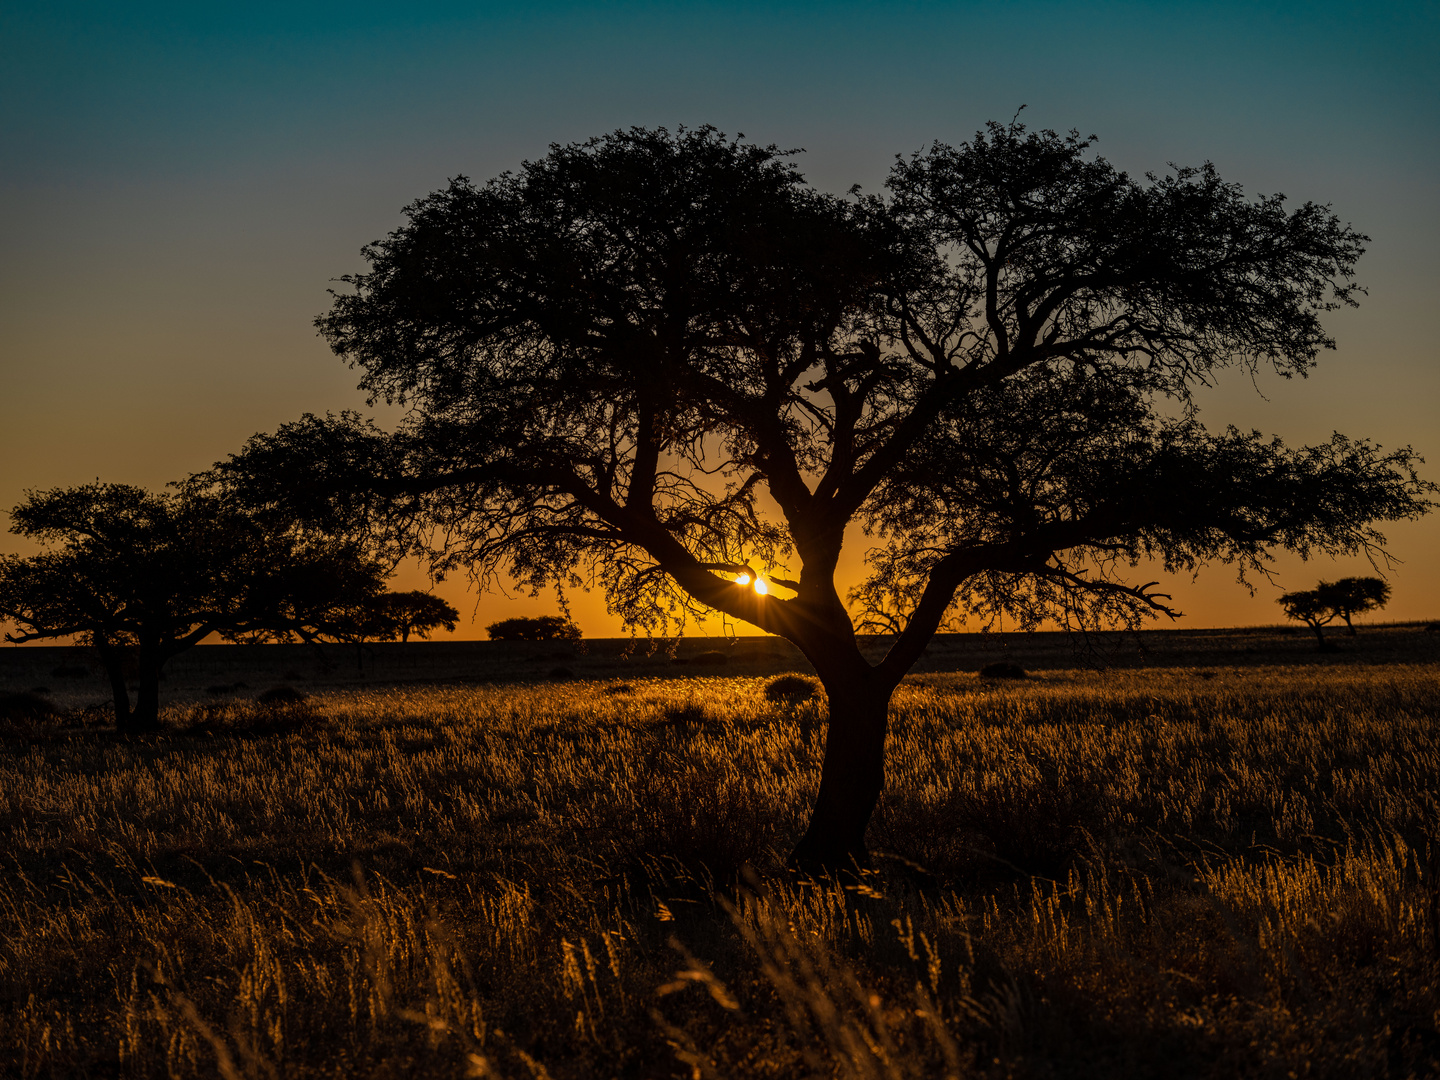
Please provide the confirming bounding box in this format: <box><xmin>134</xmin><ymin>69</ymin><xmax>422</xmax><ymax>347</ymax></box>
<box><xmin>2</xmin><ymin>1</ymin><xmax>1437</xmax><ymax>639</ymax></box>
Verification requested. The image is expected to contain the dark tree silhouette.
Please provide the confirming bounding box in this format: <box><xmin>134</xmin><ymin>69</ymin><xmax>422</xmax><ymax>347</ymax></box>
<box><xmin>0</xmin><ymin>483</ymin><xmax>388</xmax><ymax>731</ymax></box>
<box><xmin>1323</xmin><ymin>576</ymin><xmax>1391</xmax><ymax>634</ymax></box>
<box><xmin>315</xmin><ymin>588</ymin><xmax>460</xmax><ymax>669</ymax></box>
<box><xmin>377</xmin><ymin>590</ymin><xmax>460</xmax><ymax>644</ymax></box>
<box><xmin>485</xmin><ymin>615</ymin><xmax>582</xmax><ymax>642</ymax></box>
<box><xmin>212</xmin><ymin>124</ymin><xmax>1435</xmax><ymax>867</ymax></box>
<box><xmin>1277</xmin><ymin>587</ymin><xmax>1339</xmax><ymax>648</ymax></box>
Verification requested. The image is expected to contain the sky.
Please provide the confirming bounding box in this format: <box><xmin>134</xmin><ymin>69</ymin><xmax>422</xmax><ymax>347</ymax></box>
<box><xmin>2</xmin><ymin>1</ymin><xmax>1437</xmax><ymax>640</ymax></box>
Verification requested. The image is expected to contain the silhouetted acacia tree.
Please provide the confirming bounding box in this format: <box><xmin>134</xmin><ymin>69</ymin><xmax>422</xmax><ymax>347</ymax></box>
<box><xmin>378</xmin><ymin>591</ymin><xmax>460</xmax><ymax>644</ymax></box>
<box><xmin>1323</xmin><ymin>576</ymin><xmax>1391</xmax><ymax>634</ymax></box>
<box><xmin>313</xmin><ymin>588</ymin><xmax>460</xmax><ymax>669</ymax></box>
<box><xmin>1277</xmin><ymin>587</ymin><xmax>1339</xmax><ymax>647</ymax></box>
<box><xmin>0</xmin><ymin>483</ymin><xmax>388</xmax><ymax>731</ymax></box>
<box><xmin>212</xmin><ymin>124</ymin><xmax>1435</xmax><ymax>867</ymax></box>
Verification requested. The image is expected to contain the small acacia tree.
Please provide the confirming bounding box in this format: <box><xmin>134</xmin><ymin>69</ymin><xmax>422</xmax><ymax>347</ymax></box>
<box><xmin>1278</xmin><ymin>575</ymin><xmax>1392</xmax><ymax>645</ymax></box>
<box><xmin>1277</xmin><ymin>587</ymin><xmax>1338</xmax><ymax>647</ymax></box>
<box><xmin>214</xmin><ymin>124</ymin><xmax>1434</xmax><ymax>866</ymax></box>
<box><xmin>1323</xmin><ymin>576</ymin><xmax>1391</xmax><ymax>634</ymax></box>
<box><xmin>377</xmin><ymin>590</ymin><xmax>460</xmax><ymax>644</ymax></box>
<box><xmin>314</xmin><ymin>588</ymin><xmax>461</xmax><ymax>669</ymax></box>
<box><xmin>0</xmin><ymin>483</ymin><xmax>388</xmax><ymax>731</ymax></box>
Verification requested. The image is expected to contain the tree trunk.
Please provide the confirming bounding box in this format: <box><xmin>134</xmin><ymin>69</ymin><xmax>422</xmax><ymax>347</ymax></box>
<box><xmin>126</xmin><ymin>645</ymin><xmax>164</xmax><ymax>733</ymax></box>
<box><xmin>101</xmin><ymin>655</ymin><xmax>132</xmax><ymax>728</ymax></box>
<box><xmin>1342</xmin><ymin>614</ymin><xmax>1356</xmax><ymax>636</ymax></box>
<box><xmin>1307</xmin><ymin>620</ymin><xmax>1326</xmax><ymax>648</ymax></box>
<box><xmin>91</xmin><ymin>636</ymin><xmax>136</xmax><ymax>728</ymax></box>
<box><xmin>791</xmin><ymin>674</ymin><xmax>894</xmax><ymax>872</ymax></box>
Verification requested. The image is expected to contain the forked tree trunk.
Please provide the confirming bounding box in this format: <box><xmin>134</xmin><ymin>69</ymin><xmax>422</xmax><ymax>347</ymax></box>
<box><xmin>791</xmin><ymin>672</ymin><xmax>895</xmax><ymax>872</ymax></box>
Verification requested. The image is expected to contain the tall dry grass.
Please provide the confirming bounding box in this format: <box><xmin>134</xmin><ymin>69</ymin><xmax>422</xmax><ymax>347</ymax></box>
<box><xmin>2</xmin><ymin>665</ymin><xmax>1438</xmax><ymax>1077</ymax></box>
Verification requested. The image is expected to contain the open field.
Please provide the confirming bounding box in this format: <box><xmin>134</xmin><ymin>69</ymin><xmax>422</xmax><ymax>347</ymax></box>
<box><xmin>2</xmin><ymin>626</ymin><xmax>1439</xmax><ymax>1078</ymax></box>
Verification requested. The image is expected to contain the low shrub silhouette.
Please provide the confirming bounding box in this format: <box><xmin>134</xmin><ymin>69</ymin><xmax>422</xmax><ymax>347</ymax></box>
<box><xmin>49</xmin><ymin>664</ymin><xmax>89</xmax><ymax>679</ymax></box>
<box><xmin>485</xmin><ymin>615</ymin><xmax>581</xmax><ymax>642</ymax></box>
<box><xmin>764</xmin><ymin>674</ymin><xmax>820</xmax><ymax>705</ymax></box>
<box><xmin>979</xmin><ymin>661</ymin><xmax>1027</xmax><ymax>680</ymax></box>
<box><xmin>0</xmin><ymin>691</ymin><xmax>60</xmax><ymax>725</ymax></box>
<box><xmin>690</xmin><ymin>650</ymin><xmax>729</xmax><ymax>666</ymax></box>
<box><xmin>257</xmin><ymin>686</ymin><xmax>307</xmax><ymax>705</ymax></box>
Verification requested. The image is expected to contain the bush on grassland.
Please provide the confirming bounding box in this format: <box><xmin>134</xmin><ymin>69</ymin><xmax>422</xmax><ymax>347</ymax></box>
<box><xmin>484</xmin><ymin>615</ymin><xmax>582</xmax><ymax>642</ymax></box>
<box><xmin>764</xmin><ymin>674</ymin><xmax>820</xmax><ymax>705</ymax></box>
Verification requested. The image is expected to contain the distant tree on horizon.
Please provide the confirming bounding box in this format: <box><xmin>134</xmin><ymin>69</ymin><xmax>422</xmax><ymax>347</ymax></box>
<box><xmin>377</xmin><ymin>590</ymin><xmax>460</xmax><ymax>644</ymax></box>
<box><xmin>1278</xmin><ymin>575</ymin><xmax>1392</xmax><ymax>646</ymax></box>
<box><xmin>484</xmin><ymin>615</ymin><xmax>582</xmax><ymax>643</ymax></box>
<box><xmin>210</xmin><ymin>122</ymin><xmax>1435</xmax><ymax>868</ymax></box>
<box><xmin>1277</xmin><ymin>587</ymin><xmax>1340</xmax><ymax>648</ymax></box>
<box><xmin>1324</xmin><ymin>576</ymin><xmax>1391</xmax><ymax>635</ymax></box>
<box><xmin>318</xmin><ymin>588</ymin><xmax>461</xmax><ymax>670</ymax></box>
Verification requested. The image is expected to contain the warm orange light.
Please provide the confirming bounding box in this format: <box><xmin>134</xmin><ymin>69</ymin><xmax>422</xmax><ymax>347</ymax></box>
<box><xmin>735</xmin><ymin>573</ymin><xmax>751</xmax><ymax>586</ymax></box>
<box><xmin>754</xmin><ymin>578</ymin><xmax>768</xmax><ymax>596</ymax></box>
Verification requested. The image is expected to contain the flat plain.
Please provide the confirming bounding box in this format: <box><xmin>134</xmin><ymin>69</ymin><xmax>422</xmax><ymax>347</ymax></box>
<box><xmin>2</xmin><ymin>624</ymin><xmax>1438</xmax><ymax>1078</ymax></box>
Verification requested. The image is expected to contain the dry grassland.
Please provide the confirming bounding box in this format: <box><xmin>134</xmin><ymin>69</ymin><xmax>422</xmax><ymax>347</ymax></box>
<box><xmin>2</xmin><ymin>637</ymin><xmax>1439</xmax><ymax>1078</ymax></box>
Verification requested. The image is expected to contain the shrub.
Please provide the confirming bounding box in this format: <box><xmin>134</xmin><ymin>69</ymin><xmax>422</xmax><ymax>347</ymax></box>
<box><xmin>49</xmin><ymin>664</ymin><xmax>89</xmax><ymax>679</ymax></box>
<box><xmin>484</xmin><ymin>615</ymin><xmax>581</xmax><ymax>642</ymax></box>
<box><xmin>0</xmin><ymin>691</ymin><xmax>59</xmax><ymax>723</ymax></box>
<box><xmin>690</xmin><ymin>651</ymin><xmax>729</xmax><ymax>666</ymax></box>
<box><xmin>979</xmin><ymin>661</ymin><xmax>1027</xmax><ymax>680</ymax></box>
<box><xmin>764</xmin><ymin>675</ymin><xmax>820</xmax><ymax>705</ymax></box>
<box><xmin>257</xmin><ymin>686</ymin><xmax>307</xmax><ymax>705</ymax></box>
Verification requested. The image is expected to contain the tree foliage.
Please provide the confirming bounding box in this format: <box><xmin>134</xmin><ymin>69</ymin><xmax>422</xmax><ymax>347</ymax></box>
<box><xmin>212</xmin><ymin>122</ymin><xmax>1434</xmax><ymax>864</ymax></box>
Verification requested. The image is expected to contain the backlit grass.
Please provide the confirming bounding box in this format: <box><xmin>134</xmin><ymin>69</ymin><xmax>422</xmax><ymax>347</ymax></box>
<box><xmin>3</xmin><ymin>662</ymin><xmax>1439</xmax><ymax>1077</ymax></box>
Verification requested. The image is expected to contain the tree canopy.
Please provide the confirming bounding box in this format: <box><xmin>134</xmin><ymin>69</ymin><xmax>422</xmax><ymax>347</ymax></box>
<box><xmin>213</xmin><ymin>122</ymin><xmax>1435</xmax><ymax>865</ymax></box>
<box><xmin>1322</xmin><ymin>576</ymin><xmax>1391</xmax><ymax>634</ymax></box>
<box><xmin>374</xmin><ymin>590</ymin><xmax>460</xmax><ymax>644</ymax></box>
<box><xmin>1278</xmin><ymin>575</ymin><xmax>1392</xmax><ymax>644</ymax></box>
<box><xmin>0</xmin><ymin>483</ymin><xmax>388</xmax><ymax>731</ymax></box>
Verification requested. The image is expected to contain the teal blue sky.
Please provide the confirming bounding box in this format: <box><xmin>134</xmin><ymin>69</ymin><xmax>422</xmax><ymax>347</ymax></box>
<box><xmin>2</xmin><ymin>2</ymin><xmax>1437</xmax><ymax>634</ymax></box>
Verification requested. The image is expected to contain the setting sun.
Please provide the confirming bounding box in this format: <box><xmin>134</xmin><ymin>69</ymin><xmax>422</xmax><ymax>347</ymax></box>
<box><xmin>754</xmin><ymin>578</ymin><xmax>768</xmax><ymax>595</ymax></box>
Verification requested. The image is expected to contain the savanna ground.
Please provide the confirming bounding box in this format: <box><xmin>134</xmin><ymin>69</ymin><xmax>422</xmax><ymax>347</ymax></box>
<box><xmin>2</xmin><ymin>624</ymin><xmax>1439</xmax><ymax>1079</ymax></box>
